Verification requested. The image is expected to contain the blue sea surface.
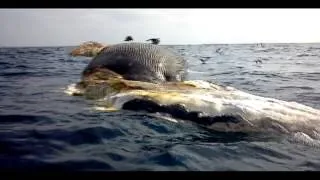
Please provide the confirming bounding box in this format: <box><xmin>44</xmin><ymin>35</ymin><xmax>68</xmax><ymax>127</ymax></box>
<box><xmin>1</xmin><ymin>43</ymin><xmax>320</xmax><ymax>171</ymax></box>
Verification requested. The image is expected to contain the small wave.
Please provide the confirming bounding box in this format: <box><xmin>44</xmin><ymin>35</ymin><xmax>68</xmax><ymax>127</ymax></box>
<box><xmin>290</xmin><ymin>132</ymin><xmax>320</xmax><ymax>148</ymax></box>
<box><xmin>187</xmin><ymin>69</ymin><xmax>211</xmax><ymax>74</ymax></box>
<box><xmin>42</xmin><ymin>159</ymin><xmax>114</xmax><ymax>171</ymax></box>
<box><xmin>0</xmin><ymin>72</ymin><xmax>33</xmax><ymax>77</ymax></box>
<box><xmin>209</xmin><ymin>71</ymin><xmax>235</xmax><ymax>76</ymax></box>
<box><xmin>13</xmin><ymin>65</ymin><xmax>29</xmax><ymax>69</ymax></box>
<box><xmin>0</xmin><ymin>61</ymin><xmax>13</xmax><ymax>66</ymax></box>
<box><xmin>254</xmin><ymin>48</ymin><xmax>276</xmax><ymax>52</ymax></box>
<box><xmin>296</xmin><ymin>53</ymin><xmax>318</xmax><ymax>57</ymax></box>
<box><xmin>279</xmin><ymin>86</ymin><xmax>314</xmax><ymax>90</ymax></box>
<box><xmin>0</xmin><ymin>158</ymin><xmax>114</xmax><ymax>171</ymax></box>
<box><xmin>307</xmin><ymin>47</ymin><xmax>320</xmax><ymax>52</ymax></box>
<box><xmin>290</xmin><ymin>72</ymin><xmax>320</xmax><ymax>81</ymax></box>
<box><xmin>0</xmin><ymin>114</ymin><xmax>51</xmax><ymax>124</ymax></box>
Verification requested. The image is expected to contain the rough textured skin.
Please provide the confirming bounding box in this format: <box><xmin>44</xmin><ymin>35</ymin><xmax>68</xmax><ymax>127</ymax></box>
<box><xmin>70</xmin><ymin>41</ymin><xmax>106</xmax><ymax>57</ymax></box>
<box><xmin>82</xmin><ymin>42</ymin><xmax>188</xmax><ymax>83</ymax></box>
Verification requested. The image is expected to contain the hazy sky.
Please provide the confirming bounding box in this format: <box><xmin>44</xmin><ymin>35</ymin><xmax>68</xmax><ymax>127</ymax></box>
<box><xmin>1</xmin><ymin>8</ymin><xmax>320</xmax><ymax>47</ymax></box>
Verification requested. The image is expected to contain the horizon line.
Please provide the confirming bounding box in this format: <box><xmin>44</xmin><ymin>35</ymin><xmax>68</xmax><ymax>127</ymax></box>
<box><xmin>1</xmin><ymin>41</ymin><xmax>320</xmax><ymax>48</ymax></box>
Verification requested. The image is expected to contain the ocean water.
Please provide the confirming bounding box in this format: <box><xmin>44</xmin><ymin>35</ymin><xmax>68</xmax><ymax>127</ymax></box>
<box><xmin>1</xmin><ymin>43</ymin><xmax>320</xmax><ymax>171</ymax></box>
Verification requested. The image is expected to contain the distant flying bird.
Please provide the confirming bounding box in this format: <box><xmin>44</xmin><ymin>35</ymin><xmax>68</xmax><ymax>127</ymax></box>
<box><xmin>147</xmin><ymin>38</ymin><xmax>160</xmax><ymax>45</ymax></box>
<box><xmin>199</xmin><ymin>56</ymin><xmax>210</xmax><ymax>64</ymax></box>
<box><xmin>215</xmin><ymin>48</ymin><xmax>223</xmax><ymax>55</ymax></box>
<box><xmin>255</xmin><ymin>58</ymin><xmax>263</xmax><ymax>64</ymax></box>
<box><xmin>124</xmin><ymin>36</ymin><xmax>133</xmax><ymax>41</ymax></box>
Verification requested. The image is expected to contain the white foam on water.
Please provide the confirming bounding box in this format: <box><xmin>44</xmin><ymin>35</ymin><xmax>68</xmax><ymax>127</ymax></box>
<box><xmin>290</xmin><ymin>132</ymin><xmax>320</xmax><ymax>148</ymax></box>
<box><xmin>187</xmin><ymin>69</ymin><xmax>211</xmax><ymax>74</ymax></box>
<box><xmin>63</xmin><ymin>83</ymin><xmax>81</xmax><ymax>96</ymax></box>
<box><xmin>148</xmin><ymin>113</ymin><xmax>179</xmax><ymax>123</ymax></box>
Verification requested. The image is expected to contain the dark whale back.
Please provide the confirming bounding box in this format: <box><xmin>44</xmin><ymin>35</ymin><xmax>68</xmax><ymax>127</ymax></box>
<box><xmin>82</xmin><ymin>42</ymin><xmax>187</xmax><ymax>83</ymax></box>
